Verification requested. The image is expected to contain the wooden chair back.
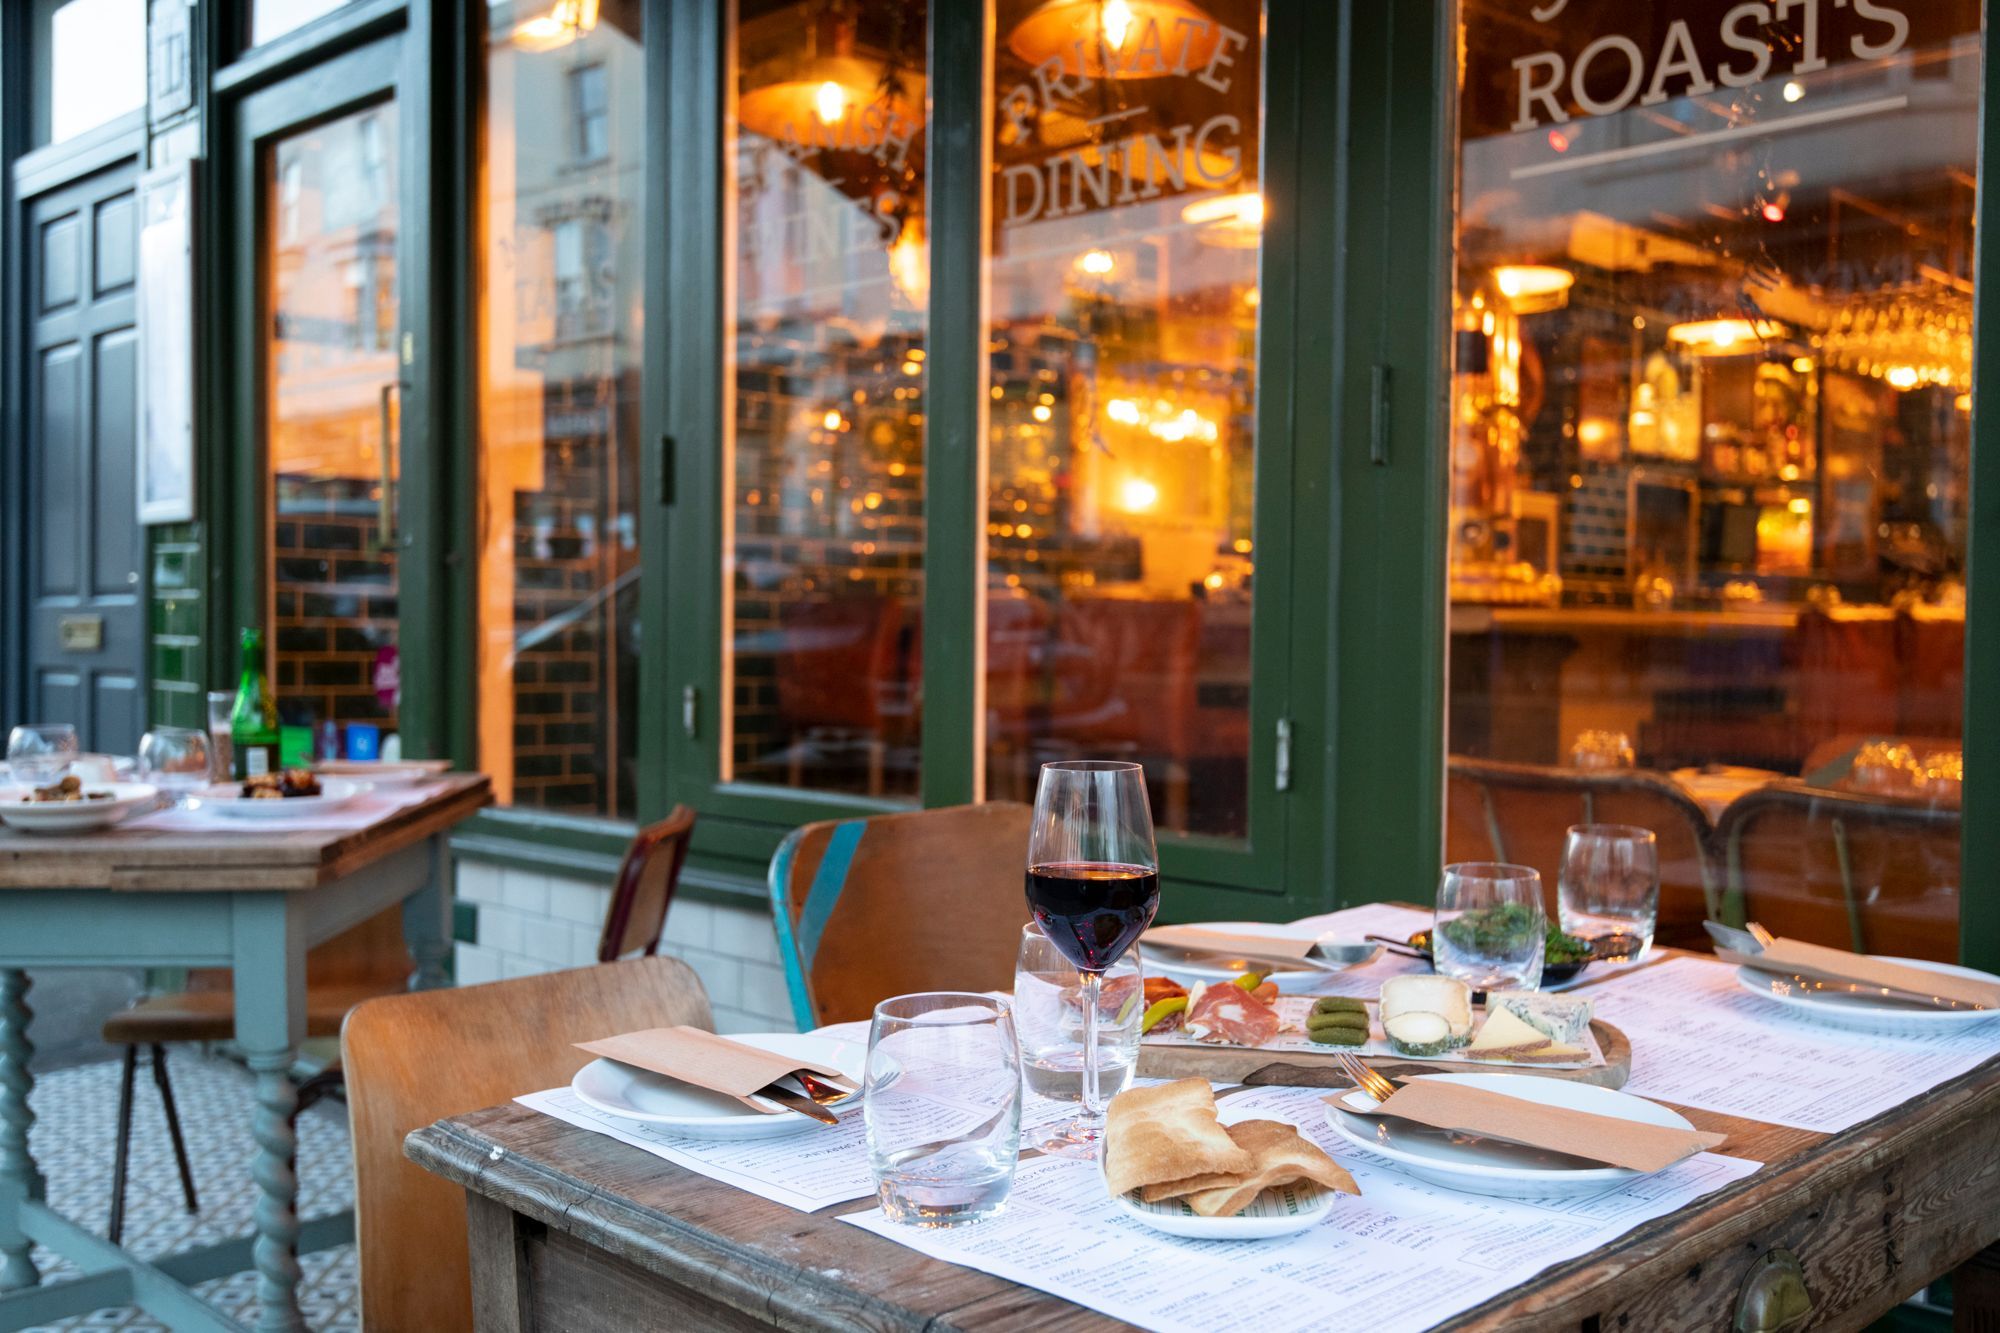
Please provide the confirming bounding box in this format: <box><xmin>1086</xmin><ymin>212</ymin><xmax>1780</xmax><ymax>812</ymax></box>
<box><xmin>596</xmin><ymin>805</ymin><xmax>696</xmax><ymax>962</ymax></box>
<box><xmin>341</xmin><ymin>956</ymin><xmax>712</xmax><ymax>1332</ymax></box>
<box><xmin>1714</xmin><ymin>782</ymin><xmax>1960</xmax><ymax>960</ymax></box>
<box><xmin>768</xmin><ymin>802</ymin><xmax>1035</xmax><ymax>1028</ymax></box>
<box><xmin>1444</xmin><ymin>755</ymin><xmax>1719</xmax><ymax>951</ymax></box>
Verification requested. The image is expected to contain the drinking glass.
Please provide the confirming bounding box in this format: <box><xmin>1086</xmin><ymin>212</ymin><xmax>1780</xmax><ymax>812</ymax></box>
<box><xmin>864</xmin><ymin>992</ymin><xmax>1021</xmax><ymax>1227</ymax></box>
<box><xmin>138</xmin><ymin>727</ymin><xmax>213</xmax><ymax>808</ymax></box>
<box><xmin>1434</xmin><ymin>862</ymin><xmax>1545</xmax><ymax>991</ymax></box>
<box><xmin>206</xmin><ymin>690</ymin><xmax>235</xmax><ymax>782</ymax></box>
<box><xmin>1013</xmin><ymin>923</ymin><xmax>1140</xmax><ymax>1106</ymax></box>
<box><xmin>7</xmin><ymin>724</ymin><xmax>79</xmax><ymax>787</ymax></box>
<box><xmin>1024</xmin><ymin>759</ymin><xmax>1158</xmax><ymax>1159</ymax></box>
<box><xmin>1558</xmin><ymin>824</ymin><xmax>1659</xmax><ymax>961</ymax></box>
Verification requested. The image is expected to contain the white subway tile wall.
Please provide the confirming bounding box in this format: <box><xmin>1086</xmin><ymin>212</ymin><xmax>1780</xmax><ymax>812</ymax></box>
<box><xmin>452</xmin><ymin>861</ymin><xmax>799</xmax><ymax>1034</ymax></box>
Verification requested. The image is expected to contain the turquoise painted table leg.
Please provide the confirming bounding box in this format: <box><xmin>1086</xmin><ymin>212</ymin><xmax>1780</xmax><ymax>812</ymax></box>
<box><xmin>402</xmin><ymin>835</ymin><xmax>452</xmax><ymax>991</ymax></box>
<box><xmin>0</xmin><ymin>969</ymin><xmax>40</xmax><ymax>1291</ymax></box>
<box><xmin>231</xmin><ymin>897</ymin><xmax>307</xmax><ymax>1333</ymax></box>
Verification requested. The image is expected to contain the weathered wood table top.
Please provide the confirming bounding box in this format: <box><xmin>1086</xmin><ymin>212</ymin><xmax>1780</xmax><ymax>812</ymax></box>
<box><xmin>0</xmin><ymin>773</ymin><xmax>491</xmax><ymax>890</ymax></box>
<box><xmin>407</xmin><ymin>946</ymin><xmax>2000</xmax><ymax>1331</ymax></box>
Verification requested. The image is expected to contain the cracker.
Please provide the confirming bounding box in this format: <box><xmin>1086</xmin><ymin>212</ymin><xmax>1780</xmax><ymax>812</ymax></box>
<box><xmin>1141</xmin><ymin>1119</ymin><xmax>1360</xmax><ymax>1217</ymax></box>
<box><xmin>1103</xmin><ymin>1079</ymin><xmax>1253</xmax><ymax>1197</ymax></box>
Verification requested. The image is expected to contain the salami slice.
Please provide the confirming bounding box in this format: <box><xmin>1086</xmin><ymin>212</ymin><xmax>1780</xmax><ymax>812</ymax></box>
<box><xmin>1186</xmin><ymin>985</ymin><xmax>1281</xmax><ymax>1047</ymax></box>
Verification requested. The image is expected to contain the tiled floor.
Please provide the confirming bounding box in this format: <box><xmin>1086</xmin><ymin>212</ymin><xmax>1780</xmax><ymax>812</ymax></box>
<box><xmin>14</xmin><ymin>1050</ymin><xmax>359</xmax><ymax>1332</ymax></box>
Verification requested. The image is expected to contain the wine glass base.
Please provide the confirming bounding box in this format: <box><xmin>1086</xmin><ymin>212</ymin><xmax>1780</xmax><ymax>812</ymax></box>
<box><xmin>1030</xmin><ymin>1116</ymin><xmax>1104</xmax><ymax>1160</ymax></box>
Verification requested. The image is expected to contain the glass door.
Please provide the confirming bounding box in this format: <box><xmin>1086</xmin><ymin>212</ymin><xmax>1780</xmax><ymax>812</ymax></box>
<box><xmin>235</xmin><ymin>39</ymin><xmax>413</xmax><ymax>766</ymax></box>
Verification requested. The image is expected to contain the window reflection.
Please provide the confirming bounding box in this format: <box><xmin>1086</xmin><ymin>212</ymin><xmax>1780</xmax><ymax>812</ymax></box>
<box><xmin>476</xmin><ymin>0</ymin><xmax>645</xmax><ymax>816</ymax></box>
<box><xmin>32</xmin><ymin>0</ymin><xmax>144</xmax><ymax>147</ymax></box>
<box><xmin>250</xmin><ymin>0</ymin><xmax>353</xmax><ymax>46</ymax></box>
<box><xmin>1447</xmin><ymin>1</ymin><xmax>1976</xmax><ymax>958</ymax></box>
<box><xmin>984</xmin><ymin>0</ymin><xmax>1263</xmax><ymax>838</ymax></box>
<box><xmin>724</xmin><ymin>0</ymin><xmax>931</xmax><ymax>798</ymax></box>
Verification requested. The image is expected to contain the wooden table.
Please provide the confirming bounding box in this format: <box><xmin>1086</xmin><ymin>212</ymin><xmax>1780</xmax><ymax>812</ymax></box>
<box><xmin>407</xmin><ymin>946</ymin><xmax>2000</xmax><ymax>1331</ymax></box>
<box><xmin>0</xmin><ymin>774</ymin><xmax>490</xmax><ymax>1333</ymax></box>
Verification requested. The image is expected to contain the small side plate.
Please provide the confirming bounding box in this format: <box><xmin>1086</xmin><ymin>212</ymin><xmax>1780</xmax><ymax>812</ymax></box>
<box><xmin>1734</xmin><ymin>956</ymin><xmax>2000</xmax><ymax>1032</ymax></box>
<box><xmin>1099</xmin><ymin>1107</ymin><xmax>1341</xmax><ymax>1239</ymax></box>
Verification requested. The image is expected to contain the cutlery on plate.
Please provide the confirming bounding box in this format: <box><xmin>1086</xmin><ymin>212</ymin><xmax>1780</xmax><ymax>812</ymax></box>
<box><xmin>1331</xmin><ymin>1053</ymin><xmax>1397</xmax><ymax>1110</ymax></box>
<box><xmin>1703</xmin><ymin>920</ymin><xmax>1766</xmax><ymax>954</ymax></box>
<box><xmin>1745</xmin><ymin>971</ymin><xmax>1983</xmax><ymax>1011</ymax></box>
<box><xmin>754</xmin><ymin>1082</ymin><xmax>841</xmax><ymax>1125</ymax></box>
<box><xmin>789</xmin><ymin>1071</ymin><xmax>854</xmax><ymax>1105</ymax></box>
<box><xmin>1364</xmin><ymin>934</ymin><xmax>1432</xmax><ymax>961</ymax></box>
<box><xmin>1144</xmin><ymin>936</ymin><xmax>1381</xmax><ymax>975</ymax></box>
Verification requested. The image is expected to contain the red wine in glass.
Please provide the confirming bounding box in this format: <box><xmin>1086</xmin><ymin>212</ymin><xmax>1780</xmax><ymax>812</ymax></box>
<box><xmin>1026</xmin><ymin>861</ymin><xmax>1161</xmax><ymax>974</ymax></box>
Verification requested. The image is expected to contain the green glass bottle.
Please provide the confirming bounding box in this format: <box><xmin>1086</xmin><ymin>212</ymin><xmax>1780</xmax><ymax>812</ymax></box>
<box><xmin>230</xmin><ymin>628</ymin><xmax>281</xmax><ymax>780</ymax></box>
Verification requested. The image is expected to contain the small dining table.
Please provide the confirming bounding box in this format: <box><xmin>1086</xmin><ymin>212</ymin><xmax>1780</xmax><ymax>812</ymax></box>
<box><xmin>408</xmin><ymin>935</ymin><xmax>2000</xmax><ymax>1331</ymax></box>
<box><xmin>0</xmin><ymin>773</ymin><xmax>490</xmax><ymax>1333</ymax></box>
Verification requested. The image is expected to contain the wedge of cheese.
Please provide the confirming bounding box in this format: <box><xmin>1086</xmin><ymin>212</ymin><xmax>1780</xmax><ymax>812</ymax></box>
<box><xmin>1465</xmin><ymin>1005</ymin><xmax>1552</xmax><ymax>1059</ymax></box>
<box><xmin>1494</xmin><ymin>992</ymin><xmax>1592</xmax><ymax>1045</ymax></box>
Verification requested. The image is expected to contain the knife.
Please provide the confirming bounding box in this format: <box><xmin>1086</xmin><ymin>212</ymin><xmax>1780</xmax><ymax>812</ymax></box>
<box><xmin>754</xmin><ymin>1081</ymin><xmax>841</xmax><ymax>1125</ymax></box>
<box><xmin>1703</xmin><ymin>920</ymin><xmax>1765</xmax><ymax>955</ymax></box>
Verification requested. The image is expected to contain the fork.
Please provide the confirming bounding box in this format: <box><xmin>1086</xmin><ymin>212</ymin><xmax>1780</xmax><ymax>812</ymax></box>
<box><xmin>1333</xmin><ymin>1053</ymin><xmax>1396</xmax><ymax>1109</ymax></box>
<box><xmin>1747</xmin><ymin>920</ymin><xmax>1777</xmax><ymax>948</ymax></box>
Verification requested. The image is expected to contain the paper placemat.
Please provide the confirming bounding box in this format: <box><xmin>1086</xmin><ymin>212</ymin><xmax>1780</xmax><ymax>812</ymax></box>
<box><xmin>1583</xmin><ymin>956</ymin><xmax>2000</xmax><ymax>1132</ymax></box>
<box><xmin>844</xmin><ymin>1084</ymin><xmax>1761</xmax><ymax>1333</ymax></box>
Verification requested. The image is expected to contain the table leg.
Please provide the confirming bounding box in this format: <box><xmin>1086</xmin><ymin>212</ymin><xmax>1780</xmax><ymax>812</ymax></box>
<box><xmin>232</xmin><ymin>898</ymin><xmax>307</xmax><ymax>1333</ymax></box>
<box><xmin>0</xmin><ymin>970</ymin><xmax>39</xmax><ymax>1291</ymax></box>
<box><xmin>402</xmin><ymin>835</ymin><xmax>452</xmax><ymax>991</ymax></box>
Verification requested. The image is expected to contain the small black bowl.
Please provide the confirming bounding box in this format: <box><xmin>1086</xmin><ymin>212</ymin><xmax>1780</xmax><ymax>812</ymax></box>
<box><xmin>1401</xmin><ymin>929</ymin><xmax>1640</xmax><ymax>987</ymax></box>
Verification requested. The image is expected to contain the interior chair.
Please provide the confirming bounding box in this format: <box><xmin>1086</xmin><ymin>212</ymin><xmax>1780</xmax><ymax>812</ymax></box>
<box><xmin>772</xmin><ymin>595</ymin><xmax>907</xmax><ymax>794</ymax></box>
<box><xmin>1444</xmin><ymin>755</ymin><xmax>1720</xmax><ymax>952</ymax></box>
<box><xmin>98</xmin><ymin>804</ymin><xmax>696</xmax><ymax>1243</ymax></box>
<box><xmin>768</xmin><ymin>801</ymin><xmax>1035</xmax><ymax>1028</ymax></box>
<box><xmin>1714</xmin><ymin>781</ymin><xmax>1961</xmax><ymax>960</ymax></box>
<box><xmin>1044</xmin><ymin>598</ymin><xmax>1202</xmax><ymax>830</ymax></box>
<box><xmin>342</xmin><ymin>954</ymin><xmax>712</xmax><ymax>1333</ymax></box>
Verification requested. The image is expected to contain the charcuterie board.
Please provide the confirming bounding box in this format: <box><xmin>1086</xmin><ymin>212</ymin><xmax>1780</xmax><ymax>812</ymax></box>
<box><xmin>1137</xmin><ymin>1019</ymin><xmax>1632</xmax><ymax>1091</ymax></box>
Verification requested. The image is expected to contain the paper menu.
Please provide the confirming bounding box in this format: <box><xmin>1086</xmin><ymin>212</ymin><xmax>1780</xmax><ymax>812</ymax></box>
<box><xmin>845</xmin><ymin>1084</ymin><xmax>1761</xmax><ymax>1333</ymax></box>
<box><xmin>1581</xmin><ymin>956</ymin><xmax>2000</xmax><ymax>1133</ymax></box>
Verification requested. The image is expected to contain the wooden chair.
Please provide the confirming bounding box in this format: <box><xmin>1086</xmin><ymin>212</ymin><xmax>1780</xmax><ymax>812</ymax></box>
<box><xmin>1444</xmin><ymin>755</ymin><xmax>1719</xmax><ymax>952</ymax></box>
<box><xmin>768</xmin><ymin>801</ymin><xmax>1034</xmax><ymax>1028</ymax></box>
<box><xmin>1714</xmin><ymin>782</ymin><xmax>1961</xmax><ymax>960</ymax></box>
<box><xmin>97</xmin><ymin>805</ymin><xmax>695</xmax><ymax>1244</ymax></box>
<box><xmin>342</xmin><ymin>955</ymin><xmax>712</xmax><ymax>1333</ymax></box>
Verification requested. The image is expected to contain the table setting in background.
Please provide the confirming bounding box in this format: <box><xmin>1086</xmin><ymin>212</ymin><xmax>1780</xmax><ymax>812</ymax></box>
<box><xmin>473</xmin><ymin>759</ymin><xmax>2000</xmax><ymax>1332</ymax></box>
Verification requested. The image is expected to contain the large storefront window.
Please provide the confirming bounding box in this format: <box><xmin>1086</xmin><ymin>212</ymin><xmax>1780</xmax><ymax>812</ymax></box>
<box><xmin>723</xmin><ymin>0</ymin><xmax>930</xmax><ymax>799</ymax></box>
<box><xmin>984</xmin><ymin>0</ymin><xmax>1263</xmax><ymax>838</ymax></box>
<box><xmin>1447</xmin><ymin>1</ymin><xmax>1975</xmax><ymax>957</ymax></box>
<box><xmin>477</xmin><ymin>0</ymin><xmax>645</xmax><ymax>817</ymax></box>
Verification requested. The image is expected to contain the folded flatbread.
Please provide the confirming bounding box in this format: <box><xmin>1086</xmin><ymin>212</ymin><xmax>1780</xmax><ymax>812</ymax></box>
<box><xmin>1103</xmin><ymin>1079</ymin><xmax>1253</xmax><ymax>1197</ymax></box>
<box><xmin>1139</xmin><ymin>1118</ymin><xmax>1360</xmax><ymax>1216</ymax></box>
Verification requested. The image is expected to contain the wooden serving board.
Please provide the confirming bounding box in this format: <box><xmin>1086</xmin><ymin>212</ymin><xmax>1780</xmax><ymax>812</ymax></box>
<box><xmin>1137</xmin><ymin>1019</ymin><xmax>1632</xmax><ymax>1091</ymax></box>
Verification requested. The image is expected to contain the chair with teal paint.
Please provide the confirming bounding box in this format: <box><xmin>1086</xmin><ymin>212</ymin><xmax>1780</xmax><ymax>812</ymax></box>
<box><xmin>768</xmin><ymin>802</ymin><xmax>1035</xmax><ymax>1028</ymax></box>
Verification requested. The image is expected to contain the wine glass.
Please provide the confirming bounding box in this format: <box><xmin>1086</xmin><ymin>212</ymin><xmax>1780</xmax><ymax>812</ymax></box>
<box><xmin>1025</xmin><ymin>759</ymin><xmax>1158</xmax><ymax>1159</ymax></box>
<box><xmin>1558</xmin><ymin>824</ymin><xmax>1658</xmax><ymax>962</ymax></box>
<box><xmin>7</xmin><ymin>724</ymin><xmax>79</xmax><ymax>788</ymax></box>
<box><xmin>138</xmin><ymin>727</ymin><xmax>212</xmax><ymax>809</ymax></box>
<box><xmin>1434</xmin><ymin>861</ymin><xmax>1545</xmax><ymax>992</ymax></box>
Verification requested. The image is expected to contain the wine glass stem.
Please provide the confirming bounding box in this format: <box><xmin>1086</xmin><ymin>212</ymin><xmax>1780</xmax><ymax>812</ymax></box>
<box><xmin>1079</xmin><ymin>969</ymin><xmax>1104</xmax><ymax>1119</ymax></box>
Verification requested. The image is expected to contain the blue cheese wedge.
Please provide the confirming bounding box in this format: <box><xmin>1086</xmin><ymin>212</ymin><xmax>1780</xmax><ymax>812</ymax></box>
<box><xmin>1493</xmin><ymin>992</ymin><xmax>1592</xmax><ymax>1046</ymax></box>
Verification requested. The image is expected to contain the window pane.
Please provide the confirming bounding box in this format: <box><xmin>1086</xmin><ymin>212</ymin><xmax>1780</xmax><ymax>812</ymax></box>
<box><xmin>984</xmin><ymin>0</ymin><xmax>1264</xmax><ymax>838</ymax></box>
<box><xmin>477</xmin><ymin>1</ymin><xmax>645</xmax><ymax>817</ymax></box>
<box><xmin>251</xmin><ymin>0</ymin><xmax>353</xmax><ymax>46</ymax></box>
<box><xmin>1447</xmin><ymin>2</ymin><xmax>1976</xmax><ymax>958</ymax></box>
<box><xmin>723</xmin><ymin>0</ymin><xmax>930</xmax><ymax>799</ymax></box>
<box><xmin>32</xmin><ymin>0</ymin><xmax>145</xmax><ymax>147</ymax></box>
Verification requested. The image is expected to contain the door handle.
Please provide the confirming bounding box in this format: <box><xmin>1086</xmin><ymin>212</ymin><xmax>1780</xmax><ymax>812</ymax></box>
<box><xmin>378</xmin><ymin>380</ymin><xmax>407</xmax><ymax>546</ymax></box>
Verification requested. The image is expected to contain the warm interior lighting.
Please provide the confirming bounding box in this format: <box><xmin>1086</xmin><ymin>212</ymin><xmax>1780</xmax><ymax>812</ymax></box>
<box><xmin>1006</xmin><ymin>0</ymin><xmax>1221</xmax><ymax>79</ymax></box>
<box><xmin>888</xmin><ymin>225</ymin><xmax>927</xmax><ymax>305</ymax></box>
<box><xmin>1957</xmin><ymin>393</ymin><xmax>1974</xmax><ymax>413</ymax></box>
<box><xmin>1077</xmin><ymin>249</ymin><xmax>1116</xmax><ymax>276</ymax></box>
<box><xmin>512</xmin><ymin>0</ymin><xmax>599</xmax><ymax>51</ymax></box>
<box><xmin>1885</xmin><ymin>365</ymin><xmax>1921</xmax><ymax>390</ymax></box>
<box><xmin>1106</xmin><ymin>398</ymin><xmax>1142</xmax><ymax>425</ymax></box>
<box><xmin>1492</xmin><ymin>264</ymin><xmax>1574</xmax><ymax>313</ymax></box>
<box><xmin>822</xmin><ymin>409</ymin><xmax>844</xmax><ymax>431</ymax></box>
<box><xmin>813</xmin><ymin>80</ymin><xmax>847</xmax><ymax>126</ymax></box>
<box><xmin>1783</xmin><ymin>79</ymin><xmax>1805</xmax><ymax>102</ymax></box>
<box><xmin>1181</xmin><ymin>192</ymin><xmax>1264</xmax><ymax>249</ymax></box>
<box><xmin>1103</xmin><ymin>396</ymin><xmax>1217</xmax><ymax>443</ymax></box>
<box><xmin>1119</xmin><ymin>477</ymin><xmax>1160</xmax><ymax>512</ymax></box>
<box><xmin>1787</xmin><ymin>497</ymin><xmax>1813</xmax><ymax>515</ymax></box>
<box><xmin>1666</xmin><ymin>318</ymin><xmax>1786</xmax><ymax>354</ymax></box>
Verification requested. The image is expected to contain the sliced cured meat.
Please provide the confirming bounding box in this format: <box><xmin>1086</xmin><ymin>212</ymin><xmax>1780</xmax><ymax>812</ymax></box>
<box><xmin>1186</xmin><ymin>984</ymin><xmax>1280</xmax><ymax>1047</ymax></box>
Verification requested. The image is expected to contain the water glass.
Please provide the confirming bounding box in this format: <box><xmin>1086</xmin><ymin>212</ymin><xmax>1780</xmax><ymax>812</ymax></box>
<box><xmin>1570</xmin><ymin>729</ymin><xmax>1635</xmax><ymax>770</ymax></box>
<box><xmin>6</xmin><ymin>724</ymin><xmax>79</xmax><ymax>787</ymax></box>
<box><xmin>139</xmin><ymin>727</ymin><xmax>213</xmax><ymax>808</ymax></box>
<box><xmin>1434</xmin><ymin>862</ymin><xmax>1545</xmax><ymax>991</ymax></box>
<box><xmin>1558</xmin><ymin>824</ymin><xmax>1659</xmax><ymax>961</ymax></box>
<box><xmin>206</xmin><ymin>690</ymin><xmax>235</xmax><ymax>782</ymax></box>
<box><xmin>1013</xmin><ymin>923</ymin><xmax>1140</xmax><ymax>1106</ymax></box>
<box><xmin>865</xmin><ymin>992</ymin><xmax>1021</xmax><ymax>1227</ymax></box>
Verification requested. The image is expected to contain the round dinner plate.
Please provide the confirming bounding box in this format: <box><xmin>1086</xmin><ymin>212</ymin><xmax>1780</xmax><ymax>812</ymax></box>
<box><xmin>1139</xmin><ymin>921</ymin><xmax>1378</xmax><ymax>994</ymax></box>
<box><xmin>1734</xmin><ymin>956</ymin><xmax>2000</xmax><ymax>1033</ymax></box>
<box><xmin>195</xmin><ymin>778</ymin><xmax>369</xmax><ymax>817</ymax></box>
<box><xmin>315</xmin><ymin>759</ymin><xmax>450</xmax><ymax>784</ymax></box>
<box><xmin>570</xmin><ymin>1032</ymin><xmax>868</xmax><ymax>1140</ymax></box>
<box><xmin>1101</xmin><ymin>1104</ymin><xmax>1341</xmax><ymax>1239</ymax></box>
<box><xmin>1323</xmin><ymin>1072</ymin><xmax>1694</xmax><ymax>1198</ymax></box>
<box><xmin>0</xmin><ymin>782</ymin><xmax>158</xmax><ymax>833</ymax></box>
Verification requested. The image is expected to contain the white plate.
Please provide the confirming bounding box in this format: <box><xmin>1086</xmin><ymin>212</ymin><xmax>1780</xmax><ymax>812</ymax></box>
<box><xmin>1734</xmin><ymin>956</ymin><xmax>2000</xmax><ymax>1032</ymax></box>
<box><xmin>1324</xmin><ymin>1072</ymin><xmax>1694</xmax><ymax>1198</ymax></box>
<box><xmin>1101</xmin><ymin>1104</ymin><xmax>1341</xmax><ymax>1239</ymax></box>
<box><xmin>0</xmin><ymin>783</ymin><xmax>158</xmax><ymax>833</ymax></box>
<box><xmin>195</xmin><ymin>778</ymin><xmax>369</xmax><ymax>817</ymax></box>
<box><xmin>315</xmin><ymin>759</ymin><xmax>450</xmax><ymax>782</ymax></box>
<box><xmin>1140</xmin><ymin>921</ymin><xmax>1371</xmax><ymax>994</ymax></box>
<box><xmin>570</xmin><ymin>1032</ymin><xmax>866</xmax><ymax>1140</ymax></box>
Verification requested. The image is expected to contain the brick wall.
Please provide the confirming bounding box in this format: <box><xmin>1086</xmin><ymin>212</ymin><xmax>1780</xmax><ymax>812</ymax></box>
<box><xmin>272</xmin><ymin>474</ymin><xmax>398</xmax><ymax>734</ymax></box>
<box><xmin>452</xmin><ymin>859</ymin><xmax>797</xmax><ymax>1034</ymax></box>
